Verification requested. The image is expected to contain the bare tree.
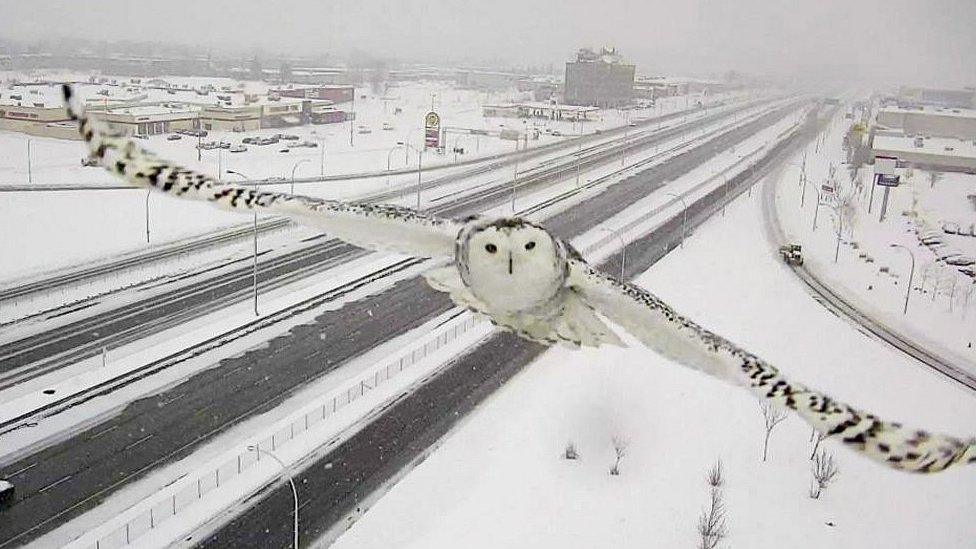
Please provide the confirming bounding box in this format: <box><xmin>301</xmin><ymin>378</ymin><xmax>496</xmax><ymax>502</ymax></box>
<box><xmin>809</xmin><ymin>451</ymin><xmax>840</xmax><ymax>499</ymax></box>
<box><xmin>760</xmin><ymin>403</ymin><xmax>788</xmax><ymax>462</ymax></box>
<box><xmin>609</xmin><ymin>436</ymin><xmax>628</xmax><ymax>476</ymax></box>
<box><xmin>707</xmin><ymin>459</ymin><xmax>724</xmax><ymax>489</ymax></box>
<box><xmin>563</xmin><ymin>440</ymin><xmax>579</xmax><ymax>461</ymax></box>
<box><xmin>698</xmin><ymin>482</ymin><xmax>728</xmax><ymax>549</ymax></box>
<box><xmin>809</xmin><ymin>429</ymin><xmax>827</xmax><ymax>459</ymax></box>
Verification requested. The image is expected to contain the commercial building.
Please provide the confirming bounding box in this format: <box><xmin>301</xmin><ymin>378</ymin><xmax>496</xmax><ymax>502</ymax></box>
<box><xmin>897</xmin><ymin>86</ymin><xmax>975</xmax><ymax>109</ymax></box>
<box><xmin>92</xmin><ymin>104</ymin><xmax>201</xmax><ymax>136</ymax></box>
<box><xmin>274</xmin><ymin>85</ymin><xmax>354</xmax><ymax>104</ymax></box>
<box><xmin>872</xmin><ymin>133</ymin><xmax>976</xmax><ymax>173</ymax></box>
<box><xmin>200</xmin><ymin>103</ymin><xmax>262</xmax><ymax>132</ymax></box>
<box><xmin>564</xmin><ymin>47</ymin><xmax>635</xmax><ymax>108</ymax></box>
<box><xmin>876</xmin><ymin>106</ymin><xmax>976</xmax><ymax>141</ymax></box>
<box><xmin>0</xmin><ymin>95</ymin><xmax>77</xmax><ymax>138</ymax></box>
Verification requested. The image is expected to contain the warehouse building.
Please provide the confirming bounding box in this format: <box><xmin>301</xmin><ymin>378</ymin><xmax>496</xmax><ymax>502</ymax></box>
<box><xmin>93</xmin><ymin>104</ymin><xmax>201</xmax><ymax>136</ymax></box>
<box><xmin>876</xmin><ymin>105</ymin><xmax>976</xmax><ymax>141</ymax></box>
<box><xmin>564</xmin><ymin>47</ymin><xmax>635</xmax><ymax>108</ymax></box>
<box><xmin>274</xmin><ymin>84</ymin><xmax>354</xmax><ymax>104</ymax></box>
<box><xmin>872</xmin><ymin>133</ymin><xmax>976</xmax><ymax>173</ymax></box>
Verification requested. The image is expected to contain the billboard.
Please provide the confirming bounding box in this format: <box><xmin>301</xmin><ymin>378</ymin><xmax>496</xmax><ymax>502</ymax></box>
<box><xmin>424</xmin><ymin>111</ymin><xmax>441</xmax><ymax>149</ymax></box>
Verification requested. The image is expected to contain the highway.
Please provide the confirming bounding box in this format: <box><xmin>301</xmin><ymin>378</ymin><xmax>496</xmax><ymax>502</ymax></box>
<box><xmin>0</xmin><ymin>99</ymin><xmax>773</xmax><ymax>389</ymax></box>
<box><xmin>0</xmin><ymin>100</ymin><xmax>803</xmax><ymax>547</ymax></box>
<box><xmin>758</xmin><ymin>157</ymin><xmax>976</xmax><ymax>392</ymax></box>
<box><xmin>0</xmin><ymin>98</ymin><xmax>714</xmax><ymax>304</ymax></box>
<box><xmin>195</xmin><ymin>105</ymin><xmax>818</xmax><ymax>549</ymax></box>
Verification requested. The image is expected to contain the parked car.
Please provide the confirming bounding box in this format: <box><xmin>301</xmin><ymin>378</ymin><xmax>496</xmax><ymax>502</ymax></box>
<box><xmin>218</xmin><ymin>141</ymin><xmax>231</xmax><ymax>149</ymax></box>
<box><xmin>229</xmin><ymin>144</ymin><xmax>248</xmax><ymax>153</ymax></box>
<box><xmin>81</xmin><ymin>157</ymin><xmax>99</xmax><ymax>167</ymax></box>
<box><xmin>132</xmin><ymin>133</ymin><xmax>149</xmax><ymax>140</ymax></box>
<box><xmin>279</xmin><ymin>148</ymin><xmax>291</xmax><ymax>153</ymax></box>
<box><xmin>196</xmin><ymin>141</ymin><xmax>217</xmax><ymax>150</ymax></box>
<box><xmin>167</xmin><ymin>134</ymin><xmax>182</xmax><ymax>141</ymax></box>
<box><xmin>301</xmin><ymin>141</ymin><xmax>319</xmax><ymax>148</ymax></box>
<box><xmin>382</xmin><ymin>122</ymin><xmax>395</xmax><ymax>131</ymax></box>
<box><xmin>277</xmin><ymin>134</ymin><xmax>300</xmax><ymax>141</ymax></box>
<box><xmin>357</xmin><ymin>125</ymin><xmax>372</xmax><ymax>134</ymax></box>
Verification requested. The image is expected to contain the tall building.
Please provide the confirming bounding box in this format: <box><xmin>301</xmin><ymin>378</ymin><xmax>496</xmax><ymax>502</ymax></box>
<box><xmin>564</xmin><ymin>47</ymin><xmax>635</xmax><ymax>108</ymax></box>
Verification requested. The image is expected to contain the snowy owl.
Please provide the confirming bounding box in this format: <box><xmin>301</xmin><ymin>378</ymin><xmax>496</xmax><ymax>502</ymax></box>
<box><xmin>62</xmin><ymin>85</ymin><xmax>975</xmax><ymax>474</ymax></box>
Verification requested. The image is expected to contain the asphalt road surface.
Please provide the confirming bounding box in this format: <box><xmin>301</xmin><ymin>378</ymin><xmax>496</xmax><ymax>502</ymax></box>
<box><xmin>0</xmin><ymin>101</ymin><xmax>804</xmax><ymax>547</ymax></box>
<box><xmin>0</xmin><ymin>99</ymin><xmax>763</xmax><ymax>386</ymax></box>
<box><xmin>196</xmin><ymin>105</ymin><xmax>816</xmax><ymax>548</ymax></box>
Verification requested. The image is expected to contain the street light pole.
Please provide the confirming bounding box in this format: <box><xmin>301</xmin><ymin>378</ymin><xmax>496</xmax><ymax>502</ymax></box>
<box><xmin>512</xmin><ymin>139</ymin><xmax>519</xmax><ymax>212</ymax></box>
<box><xmin>145</xmin><ymin>190</ymin><xmax>151</xmax><ymax>244</ymax></box>
<box><xmin>666</xmin><ymin>192</ymin><xmax>688</xmax><ymax>248</ymax></box>
<box><xmin>290</xmin><ymin>159</ymin><xmax>310</xmax><ymax>194</ymax></box>
<box><xmin>227</xmin><ymin>170</ymin><xmax>259</xmax><ymax>316</ymax></box>
<box><xmin>26</xmin><ymin>138</ymin><xmax>32</xmax><ymax>185</ymax></box>
<box><xmin>386</xmin><ymin>144</ymin><xmax>402</xmax><ymax>186</ymax></box>
<box><xmin>248</xmin><ymin>446</ymin><xmax>298</xmax><ymax>549</ymax></box>
<box><xmin>890</xmin><ymin>244</ymin><xmax>915</xmax><ymax>315</ymax></box>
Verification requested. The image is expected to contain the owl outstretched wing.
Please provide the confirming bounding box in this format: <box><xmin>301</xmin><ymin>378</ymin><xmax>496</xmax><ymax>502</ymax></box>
<box><xmin>62</xmin><ymin>85</ymin><xmax>460</xmax><ymax>258</ymax></box>
<box><xmin>568</xmin><ymin>258</ymin><xmax>976</xmax><ymax>473</ymax></box>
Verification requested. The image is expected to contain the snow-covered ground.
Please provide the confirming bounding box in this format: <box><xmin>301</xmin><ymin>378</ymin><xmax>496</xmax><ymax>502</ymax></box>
<box><xmin>11</xmin><ymin>98</ymin><xmax>798</xmax><ymax>549</ymax></box>
<box><xmin>0</xmin><ymin>83</ymin><xmax>736</xmax><ymax>284</ymax></box>
<box><xmin>328</xmin><ymin>165</ymin><xmax>976</xmax><ymax>549</ymax></box>
<box><xmin>773</xmin><ymin>108</ymin><xmax>976</xmax><ymax>373</ymax></box>
<box><xmin>0</xmin><ymin>75</ymin><xmax>719</xmax><ymax>187</ymax></box>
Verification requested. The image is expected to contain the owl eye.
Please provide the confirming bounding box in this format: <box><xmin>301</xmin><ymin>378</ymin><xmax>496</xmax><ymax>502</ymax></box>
<box><xmin>524</xmin><ymin>241</ymin><xmax>536</xmax><ymax>250</ymax></box>
<box><xmin>485</xmin><ymin>243</ymin><xmax>498</xmax><ymax>254</ymax></box>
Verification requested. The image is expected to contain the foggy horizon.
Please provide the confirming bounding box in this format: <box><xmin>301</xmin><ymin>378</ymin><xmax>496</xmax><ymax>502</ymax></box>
<box><xmin>2</xmin><ymin>0</ymin><xmax>974</xmax><ymax>87</ymax></box>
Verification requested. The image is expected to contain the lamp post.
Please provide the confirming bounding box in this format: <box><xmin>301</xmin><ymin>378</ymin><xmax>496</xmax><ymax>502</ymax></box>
<box><xmin>511</xmin><ymin>139</ymin><xmax>519</xmax><ymax>212</ymax></box>
<box><xmin>290</xmin><ymin>159</ymin><xmax>310</xmax><ymax>194</ymax></box>
<box><xmin>310</xmin><ymin>132</ymin><xmax>327</xmax><ymax>176</ymax></box>
<box><xmin>386</xmin><ymin>144</ymin><xmax>403</xmax><ymax>186</ymax></box>
<box><xmin>397</xmin><ymin>142</ymin><xmax>423</xmax><ymax>209</ymax></box>
<box><xmin>666</xmin><ymin>192</ymin><xmax>688</xmax><ymax>248</ymax></box>
<box><xmin>26</xmin><ymin>138</ymin><xmax>33</xmax><ymax>185</ymax></box>
<box><xmin>600</xmin><ymin>227</ymin><xmax>627</xmax><ymax>280</ymax></box>
<box><xmin>226</xmin><ymin>170</ymin><xmax>259</xmax><ymax>316</ymax></box>
<box><xmin>889</xmin><ymin>244</ymin><xmax>915</xmax><ymax>315</ymax></box>
<box><xmin>248</xmin><ymin>446</ymin><xmax>298</xmax><ymax>549</ymax></box>
<box><xmin>145</xmin><ymin>190</ymin><xmax>151</xmax><ymax>244</ymax></box>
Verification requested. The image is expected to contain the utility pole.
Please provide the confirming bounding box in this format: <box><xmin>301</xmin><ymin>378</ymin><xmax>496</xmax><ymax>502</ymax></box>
<box><xmin>226</xmin><ymin>170</ymin><xmax>258</xmax><ymax>316</ymax></box>
<box><xmin>27</xmin><ymin>139</ymin><xmax>32</xmax><ymax>185</ymax></box>
<box><xmin>145</xmin><ymin>190</ymin><xmax>151</xmax><ymax>244</ymax></box>
<box><xmin>511</xmin><ymin>139</ymin><xmax>519</xmax><ymax>212</ymax></box>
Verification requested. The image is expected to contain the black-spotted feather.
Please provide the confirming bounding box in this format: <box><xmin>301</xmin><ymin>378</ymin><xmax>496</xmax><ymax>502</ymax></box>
<box><xmin>569</xmin><ymin>259</ymin><xmax>976</xmax><ymax>473</ymax></box>
<box><xmin>62</xmin><ymin>85</ymin><xmax>460</xmax><ymax>258</ymax></box>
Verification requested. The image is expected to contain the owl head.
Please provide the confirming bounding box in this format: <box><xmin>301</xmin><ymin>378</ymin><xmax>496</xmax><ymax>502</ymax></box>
<box><xmin>457</xmin><ymin>218</ymin><xmax>570</xmax><ymax>312</ymax></box>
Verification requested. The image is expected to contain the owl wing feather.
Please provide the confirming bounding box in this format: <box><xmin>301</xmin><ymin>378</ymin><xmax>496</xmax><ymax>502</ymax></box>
<box><xmin>62</xmin><ymin>85</ymin><xmax>460</xmax><ymax>258</ymax></box>
<box><xmin>568</xmin><ymin>258</ymin><xmax>976</xmax><ymax>473</ymax></box>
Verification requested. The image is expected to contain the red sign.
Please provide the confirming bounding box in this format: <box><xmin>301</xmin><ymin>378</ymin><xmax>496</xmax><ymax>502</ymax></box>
<box><xmin>424</xmin><ymin>111</ymin><xmax>440</xmax><ymax>149</ymax></box>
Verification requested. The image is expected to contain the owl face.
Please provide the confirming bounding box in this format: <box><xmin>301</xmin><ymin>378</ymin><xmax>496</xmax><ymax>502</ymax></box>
<box><xmin>460</xmin><ymin>219</ymin><xmax>566</xmax><ymax>313</ymax></box>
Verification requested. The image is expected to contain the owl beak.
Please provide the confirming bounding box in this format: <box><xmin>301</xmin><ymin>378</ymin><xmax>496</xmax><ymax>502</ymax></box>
<box><xmin>508</xmin><ymin>252</ymin><xmax>513</xmax><ymax>275</ymax></box>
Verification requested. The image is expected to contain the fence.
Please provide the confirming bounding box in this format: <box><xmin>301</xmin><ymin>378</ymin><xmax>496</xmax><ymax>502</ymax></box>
<box><xmin>74</xmin><ymin>312</ymin><xmax>482</xmax><ymax>549</ymax></box>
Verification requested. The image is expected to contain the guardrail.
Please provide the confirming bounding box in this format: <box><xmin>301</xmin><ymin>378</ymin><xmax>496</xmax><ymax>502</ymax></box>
<box><xmin>70</xmin><ymin>311</ymin><xmax>484</xmax><ymax>549</ymax></box>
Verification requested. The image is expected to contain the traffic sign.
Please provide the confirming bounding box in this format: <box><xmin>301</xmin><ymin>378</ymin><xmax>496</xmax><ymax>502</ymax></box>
<box><xmin>877</xmin><ymin>174</ymin><xmax>900</xmax><ymax>187</ymax></box>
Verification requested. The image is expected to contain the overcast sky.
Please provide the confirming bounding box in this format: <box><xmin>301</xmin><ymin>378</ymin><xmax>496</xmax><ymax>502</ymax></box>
<box><xmin>2</xmin><ymin>0</ymin><xmax>974</xmax><ymax>86</ymax></box>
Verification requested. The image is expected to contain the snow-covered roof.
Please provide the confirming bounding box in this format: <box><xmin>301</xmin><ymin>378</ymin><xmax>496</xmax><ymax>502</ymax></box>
<box><xmin>879</xmin><ymin>105</ymin><xmax>976</xmax><ymax>120</ymax></box>
<box><xmin>873</xmin><ymin>134</ymin><xmax>976</xmax><ymax>160</ymax></box>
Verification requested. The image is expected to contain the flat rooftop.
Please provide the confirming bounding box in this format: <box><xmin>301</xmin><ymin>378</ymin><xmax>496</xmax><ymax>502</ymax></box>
<box><xmin>879</xmin><ymin>105</ymin><xmax>976</xmax><ymax>120</ymax></box>
<box><xmin>873</xmin><ymin>134</ymin><xmax>976</xmax><ymax>160</ymax></box>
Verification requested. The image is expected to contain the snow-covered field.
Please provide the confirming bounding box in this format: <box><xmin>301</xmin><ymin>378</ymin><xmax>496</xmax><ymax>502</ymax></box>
<box><xmin>328</xmin><ymin>167</ymin><xmax>976</xmax><ymax>549</ymax></box>
<box><xmin>773</xmin><ymin>109</ymin><xmax>976</xmax><ymax>373</ymax></box>
<box><xmin>0</xmin><ymin>78</ymin><xmax>732</xmax><ymax>283</ymax></box>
